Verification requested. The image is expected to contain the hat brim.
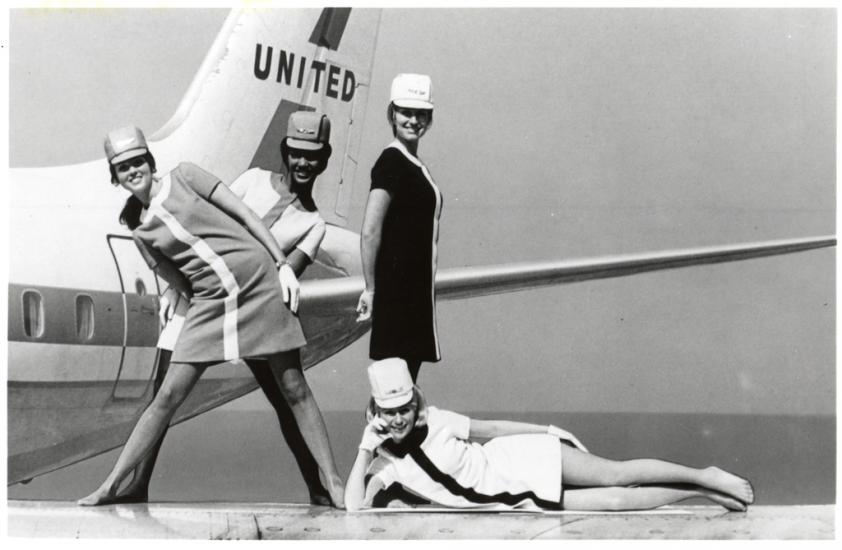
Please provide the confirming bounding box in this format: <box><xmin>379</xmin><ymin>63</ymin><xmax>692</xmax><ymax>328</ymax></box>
<box><xmin>374</xmin><ymin>390</ymin><xmax>414</xmax><ymax>409</ymax></box>
<box><xmin>110</xmin><ymin>148</ymin><xmax>148</xmax><ymax>165</ymax></box>
<box><xmin>392</xmin><ymin>99</ymin><xmax>434</xmax><ymax>110</ymax></box>
<box><xmin>285</xmin><ymin>137</ymin><xmax>325</xmax><ymax>151</ymax></box>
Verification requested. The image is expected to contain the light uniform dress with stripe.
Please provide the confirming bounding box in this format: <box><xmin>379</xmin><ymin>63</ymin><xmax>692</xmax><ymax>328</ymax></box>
<box><xmin>134</xmin><ymin>163</ymin><xmax>314</xmax><ymax>362</ymax></box>
<box><xmin>367</xmin><ymin>407</ymin><xmax>563</xmax><ymax>510</ymax></box>
<box><xmin>369</xmin><ymin>140</ymin><xmax>443</xmax><ymax>362</ymax></box>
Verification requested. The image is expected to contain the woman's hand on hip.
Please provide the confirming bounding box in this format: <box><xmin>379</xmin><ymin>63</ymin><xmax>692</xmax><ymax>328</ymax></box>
<box><xmin>548</xmin><ymin>424</ymin><xmax>589</xmax><ymax>453</ymax></box>
<box><xmin>356</xmin><ymin>290</ymin><xmax>374</xmax><ymax>322</ymax></box>
<box><xmin>159</xmin><ymin>287</ymin><xmax>181</xmax><ymax>327</ymax></box>
<box><xmin>278</xmin><ymin>263</ymin><xmax>300</xmax><ymax>314</ymax></box>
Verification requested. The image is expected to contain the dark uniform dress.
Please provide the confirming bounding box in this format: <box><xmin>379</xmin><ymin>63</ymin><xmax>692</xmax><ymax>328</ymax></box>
<box><xmin>369</xmin><ymin>141</ymin><xmax>443</xmax><ymax>362</ymax></box>
<box><xmin>133</xmin><ymin>162</ymin><xmax>306</xmax><ymax>364</ymax></box>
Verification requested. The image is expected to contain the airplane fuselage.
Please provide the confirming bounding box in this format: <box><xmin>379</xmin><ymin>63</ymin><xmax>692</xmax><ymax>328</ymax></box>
<box><xmin>7</xmin><ymin>160</ymin><xmax>368</xmax><ymax>485</ymax></box>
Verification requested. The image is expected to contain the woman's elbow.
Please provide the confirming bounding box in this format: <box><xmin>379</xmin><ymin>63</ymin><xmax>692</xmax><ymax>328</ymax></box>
<box><xmin>360</xmin><ymin>225</ymin><xmax>381</xmax><ymax>245</ymax></box>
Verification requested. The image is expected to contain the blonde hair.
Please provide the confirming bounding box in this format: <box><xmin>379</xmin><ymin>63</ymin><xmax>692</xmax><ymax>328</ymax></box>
<box><xmin>365</xmin><ymin>386</ymin><xmax>428</xmax><ymax>428</ymax></box>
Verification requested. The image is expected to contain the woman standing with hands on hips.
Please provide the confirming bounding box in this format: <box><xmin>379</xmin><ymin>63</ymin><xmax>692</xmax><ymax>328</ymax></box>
<box><xmin>102</xmin><ymin>112</ymin><xmax>339</xmax><ymax>507</ymax></box>
<box><xmin>78</xmin><ymin>125</ymin><xmax>344</xmax><ymax>507</ymax></box>
<box><xmin>357</xmin><ymin>74</ymin><xmax>443</xmax><ymax>383</ymax></box>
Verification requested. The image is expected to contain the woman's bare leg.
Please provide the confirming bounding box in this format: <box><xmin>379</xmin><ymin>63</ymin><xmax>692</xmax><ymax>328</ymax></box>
<box><xmin>261</xmin><ymin>351</ymin><xmax>345</xmax><ymax>508</ymax></box>
<box><xmin>77</xmin><ymin>361</ymin><xmax>206</xmax><ymax>506</ymax></box>
<box><xmin>246</xmin><ymin>359</ymin><xmax>330</xmax><ymax>505</ymax></box>
<box><xmin>113</xmin><ymin>350</ymin><xmax>172</xmax><ymax>503</ymax></box>
<box><xmin>406</xmin><ymin>360</ymin><xmax>422</xmax><ymax>383</ymax></box>
<box><xmin>562</xmin><ymin>484</ymin><xmax>747</xmax><ymax>511</ymax></box>
<box><xmin>560</xmin><ymin>446</ymin><xmax>754</xmax><ymax>504</ymax></box>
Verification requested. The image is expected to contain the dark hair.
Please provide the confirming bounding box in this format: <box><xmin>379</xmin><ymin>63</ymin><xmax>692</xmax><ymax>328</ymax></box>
<box><xmin>119</xmin><ymin>195</ymin><xmax>145</xmax><ymax>230</ymax></box>
<box><xmin>111</xmin><ymin>152</ymin><xmax>157</xmax><ymax>230</ymax></box>
<box><xmin>386</xmin><ymin>102</ymin><xmax>433</xmax><ymax>137</ymax></box>
<box><xmin>109</xmin><ymin>152</ymin><xmax>157</xmax><ymax>184</ymax></box>
<box><xmin>280</xmin><ymin>139</ymin><xmax>332</xmax><ymax>174</ymax></box>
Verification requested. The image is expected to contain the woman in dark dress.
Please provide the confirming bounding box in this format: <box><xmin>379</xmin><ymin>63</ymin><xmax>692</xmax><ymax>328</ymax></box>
<box><xmin>357</xmin><ymin>74</ymin><xmax>443</xmax><ymax>382</ymax></box>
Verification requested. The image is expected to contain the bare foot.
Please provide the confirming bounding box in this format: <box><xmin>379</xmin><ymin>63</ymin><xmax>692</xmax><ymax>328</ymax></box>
<box><xmin>325</xmin><ymin>477</ymin><xmax>346</xmax><ymax>510</ymax></box>
<box><xmin>701</xmin><ymin>467</ymin><xmax>754</xmax><ymax>504</ymax></box>
<box><xmin>112</xmin><ymin>483</ymin><xmax>150</xmax><ymax>504</ymax></box>
<box><xmin>107</xmin><ymin>493</ymin><xmax>149</xmax><ymax>505</ymax></box>
<box><xmin>698</xmin><ymin>488</ymin><xmax>747</xmax><ymax>512</ymax></box>
<box><xmin>77</xmin><ymin>485</ymin><xmax>119</xmax><ymax>506</ymax></box>
<box><xmin>309</xmin><ymin>492</ymin><xmax>333</xmax><ymax>507</ymax></box>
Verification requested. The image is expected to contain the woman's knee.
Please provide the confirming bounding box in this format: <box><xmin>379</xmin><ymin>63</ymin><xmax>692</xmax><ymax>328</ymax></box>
<box><xmin>152</xmin><ymin>383</ymin><xmax>189</xmax><ymax>411</ymax></box>
<box><xmin>598</xmin><ymin>461</ymin><xmax>640</xmax><ymax>487</ymax></box>
<box><xmin>278</xmin><ymin>370</ymin><xmax>311</xmax><ymax>405</ymax></box>
<box><xmin>599</xmin><ymin>488</ymin><xmax>629</xmax><ymax>511</ymax></box>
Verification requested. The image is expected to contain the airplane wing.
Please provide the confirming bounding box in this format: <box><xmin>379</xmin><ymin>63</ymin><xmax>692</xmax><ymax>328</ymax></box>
<box><xmin>299</xmin><ymin>235</ymin><xmax>836</xmax><ymax>315</ymax></box>
<box><xmin>9</xmin><ymin>235</ymin><xmax>833</xmax><ymax>485</ymax></box>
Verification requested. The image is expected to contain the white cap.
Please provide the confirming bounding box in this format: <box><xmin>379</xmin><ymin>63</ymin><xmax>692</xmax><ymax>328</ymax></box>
<box><xmin>390</xmin><ymin>73</ymin><xmax>433</xmax><ymax>110</ymax></box>
<box><xmin>368</xmin><ymin>358</ymin><xmax>414</xmax><ymax>408</ymax></box>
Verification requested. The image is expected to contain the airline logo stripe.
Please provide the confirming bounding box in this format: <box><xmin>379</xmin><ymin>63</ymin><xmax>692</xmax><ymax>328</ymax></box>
<box><xmin>149</xmin><ymin>176</ymin><xmax>241</xmax><ymax>360</ymax></box>
<box><xmin>408</xmin><ymin>448</ymin><xmax>562</xmax><ymax>510</ymax></box>
<box><xmin>308</xmin><ymin>8</ymin><xmax>351</xmax><ymax>50</ymax></box>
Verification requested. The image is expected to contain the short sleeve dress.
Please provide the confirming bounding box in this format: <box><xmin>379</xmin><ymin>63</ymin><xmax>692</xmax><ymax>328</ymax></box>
<box><xmin>229</xmin><ymin>167</ymin><xmax>326</xmax><ymax>260</ymax></box>
<box><xmin>369</xmin><ymin>140</ymin><xmax>443</xmax><ymax>362</ymax></box>
<box><xmin>155</xmin><ymin>166</ymin><xmax>325</xmax><ymax>353</ymax></box>
<box><xmin>366</xmin><ymin>407</ymin><xmax>563</xmax><ymax>510</ymax></box>
<box><xmin>133</xmin><ymin>162</ymin><xmax>306</xmax><ymax>363</ymax></box>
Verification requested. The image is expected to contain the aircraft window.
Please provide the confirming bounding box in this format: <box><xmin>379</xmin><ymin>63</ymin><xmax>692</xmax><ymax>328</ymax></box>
<box><xmin>22</xmin><ymin>290</ymin><xmax>44</xmax><ymax>338</ymax></box>
<box><xmin>75</xmin><ymin>295</ymin><xmax>95</xmax><ymax>341</ymax></box>
<box><xmin>135</xmin><ymin>278</ymin><xmax>147</xmax><ymax>296</ymax></box>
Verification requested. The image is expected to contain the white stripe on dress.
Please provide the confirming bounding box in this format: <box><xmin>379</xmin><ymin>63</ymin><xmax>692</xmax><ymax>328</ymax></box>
<box><xmin>148</xmin><ymin>175</ymin><xmax>241</xmax><ymax>360</ymax></box>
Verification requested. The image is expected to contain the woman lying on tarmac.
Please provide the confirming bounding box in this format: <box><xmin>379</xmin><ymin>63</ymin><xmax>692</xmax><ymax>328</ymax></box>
<box><xmin>78</xmin><ymin>124</ymin><xmax>344</xmax><ymax>507</ymax></box>
<box><xmin>345</xmin><ymin>358</ymin><xmax>755</xmax><ymax>512</ymax></box>
<box><xmin>106</xmin><ymin>112</ymin><xmax>338</xmax><ymax>507</ymax></box>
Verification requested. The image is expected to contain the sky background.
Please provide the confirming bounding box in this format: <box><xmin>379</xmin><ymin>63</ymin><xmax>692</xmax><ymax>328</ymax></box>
<box><xmin>7</xmin><ymin>7</ymin><xmax>836</xmax><ymax>416</ymax></box>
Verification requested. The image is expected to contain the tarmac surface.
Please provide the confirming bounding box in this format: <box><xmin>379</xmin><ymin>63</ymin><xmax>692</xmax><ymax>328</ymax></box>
<box><xmin>6</xmin><ymin>500</ymin><xmax>835</xmax><ymax>539</ymax></box>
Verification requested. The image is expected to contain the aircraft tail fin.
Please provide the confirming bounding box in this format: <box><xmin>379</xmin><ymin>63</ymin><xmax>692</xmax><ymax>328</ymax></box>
<box><xmin>150</xmin><ymin>8</ymin><xmax>381</xmax><ymax>225</ymax></box>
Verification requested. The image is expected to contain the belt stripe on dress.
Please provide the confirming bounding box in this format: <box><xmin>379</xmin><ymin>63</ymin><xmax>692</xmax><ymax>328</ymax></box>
<box><xmin>148</xmin><ymin>175</ymin><xmax>241</xmax><ymax>360</ymax></box>
<box><xmin>408</xmin><ymin>447</ymin><xmax>562</xmax><ymax>510</ymax></box>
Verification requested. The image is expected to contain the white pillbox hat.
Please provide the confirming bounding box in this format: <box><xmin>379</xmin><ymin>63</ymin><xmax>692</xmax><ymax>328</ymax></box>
<box><xmin>390</xmin><ymin>73</ymin><xmax>434</xmax><ymax>110</ymax></box>
<box><xmin>368</xmin><ymin>358</ymin><xmax>414</xmax><ymax>408</ymax></box>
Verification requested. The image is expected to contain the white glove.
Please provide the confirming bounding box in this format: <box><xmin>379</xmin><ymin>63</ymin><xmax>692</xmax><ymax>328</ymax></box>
<box><xmin>278</xmin><ymin>263</ymin><xmax>300</xmax><ymax>314</ymax></box>
<box><xmin>356</xmin><ymin>289</ymin><xmax>374</xmax><ymax>322</ymax></box>
<box><xmin>548</xmin><ymin>424</ymin><xmax>589</xmax><ymax>453</ymax></box>
<box><xmin>159</xmin><ymin>287</ymin><xmax>180</xmax><ymax>327</ymax></box>
<box><xmin>359</xmin><ymin>416</ymin><xmax>391</xmax><ymax>452</ymax></box>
